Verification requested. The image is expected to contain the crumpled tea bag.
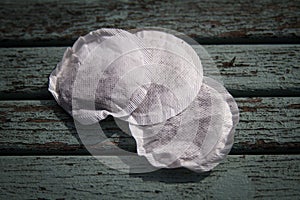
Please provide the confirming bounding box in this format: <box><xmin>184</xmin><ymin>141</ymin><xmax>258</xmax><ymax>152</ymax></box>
<box><xmin>49</xmin><ymin>28</ymin><xmax>203</xmax><ymax>126</ymax></box>
<box><xmin>49</xmin><ymin>28</ymin><xmax>239</xmax><ymax>173</ymax></box>
<box><xmin>128</xmin><ymin>77</ymin><xmax>238</xmax><ymax>172</ymax></box>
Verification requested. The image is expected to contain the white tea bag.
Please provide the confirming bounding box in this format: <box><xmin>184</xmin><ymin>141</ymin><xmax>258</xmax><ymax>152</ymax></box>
<box><xmin>50</xmin><ymin>28</ymin><xmax>203</xmax><ymax>126</ymax></box>
<box><xmin>128</xmin><ymin>77</ymin><xmax>235</xmax><ymax>171</ymax></box>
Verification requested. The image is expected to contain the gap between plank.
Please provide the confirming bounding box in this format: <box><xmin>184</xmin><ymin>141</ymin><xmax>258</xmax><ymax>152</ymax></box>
<box><xmin>0</xmin><ymin>147</ymin><xmax>299</xmax><ymax>156</ymax></box>
<box><xmin>1</xmin><ymin>37</ymin><xmax>300</xmax><ymax>48</ymax></box>
<box><xmin>1</xmin><ymin>90</ymin><xmax>299</xmax><ymax>100</ymax></box>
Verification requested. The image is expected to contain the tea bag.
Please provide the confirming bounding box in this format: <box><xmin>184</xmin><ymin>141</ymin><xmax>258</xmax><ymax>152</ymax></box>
<box><xmin>49</xmin><ymin>28</ymin><xmax>203</xmax><ymax>126</ymax></box>
<box><xmin>128</xmin><ymin>77</ymin><xmax>237</xmax><ymax>171</ymax></box>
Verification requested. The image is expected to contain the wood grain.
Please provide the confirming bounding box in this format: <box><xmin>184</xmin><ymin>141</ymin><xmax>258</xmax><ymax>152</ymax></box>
<box><xmin>1</xmin><ymin>0</ymin><xmax>299</xmax><ymax>45</ymax></box>
<box><xmin>1</xmin><ymin>45</ymin><xmax>299</xmax><ymax>99</ymax></box>
<box><xmin>0</xmin><ymin>1</ymin><xmax>299</xmax><ymax>198</ymax></box>
<box><xmin>0</xmin><ymin>155</ymin><xmax>299</xmax><ymax>199</ymax></box>
<box><xmin>0</xmin><ymin>98</ymin><xmax>299</xmax><ymax>155</ymax></box>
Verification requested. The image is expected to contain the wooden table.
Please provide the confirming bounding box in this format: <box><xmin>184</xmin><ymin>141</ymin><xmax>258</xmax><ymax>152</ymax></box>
<box><xmin>1</xmin><ymin>0</ymin><xmax>299</xmax><ymax>199</ymax></box>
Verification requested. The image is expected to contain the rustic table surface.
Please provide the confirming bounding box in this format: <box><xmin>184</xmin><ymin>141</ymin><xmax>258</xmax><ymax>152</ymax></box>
<box><xmin>0</xmin><ymin>0</ymin><xmax>299</xmax><ymax>199</ymax></box>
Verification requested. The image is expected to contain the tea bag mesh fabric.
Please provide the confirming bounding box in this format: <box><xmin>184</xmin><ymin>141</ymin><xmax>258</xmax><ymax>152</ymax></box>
<box><xmin>128</xmin><ymin>77</ymin><xmax>237</xmax><ymax>172</ymax></box>
<box><xmin>50</xmin><ymin>28</ymin><xmax>203</xmax><ymax>126</ymax></box>
<box><xmin>48</xmin><ymin>28</ymin><xmax>239</xmax><ymax>172</ymax></box>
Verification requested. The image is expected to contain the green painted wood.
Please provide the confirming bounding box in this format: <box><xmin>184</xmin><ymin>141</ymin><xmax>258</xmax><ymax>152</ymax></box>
<box><xmin>0</xmin><ymin>155</ymin><xmax>299</xmax><ymax>199</ymax></box>
<box><xmin>0</xmin><ymin>98</ymin><xmax>299</xmax><ymax>155</ymax></box>
<box><xmin>1</xmin><ymin>0</ymin><xmax>299</xmax><ymax>45</ymax></box>
<box><xmin>0</xmin><ymin>45</ymin><xmax>299</xmax><ymax>99</ymax></box>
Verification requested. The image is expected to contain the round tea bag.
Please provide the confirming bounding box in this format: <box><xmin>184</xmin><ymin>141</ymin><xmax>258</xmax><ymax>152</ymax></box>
<box><xmin>50</xmin><ymin>28</ymin><xmax>203</xmax><ymax>126</ymax></box>
<box><xmin>128</xmin><ymin>77</ymin><xmax>237</xmax><ymax>171</ymax></box>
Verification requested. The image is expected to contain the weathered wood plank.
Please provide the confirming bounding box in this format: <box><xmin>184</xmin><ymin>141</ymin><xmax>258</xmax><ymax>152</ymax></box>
<box><xmin>0</xmin><ymin>98</ymin><xmax>299</xmax><ymax>155</ymax></box>
<box><xmin>1</xmin><ymin>45</ymin><xmax>299</xmax><ymax>99</ymax></box>
<box><xmin>1</xmin><ymin>0</ymin><xmax>299</xmax><ymax>45</ymax></box>
<box><xmin>0</xmin><ymin>155</ymin><xmax>299</xmax><ymax>199</ymax></box>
